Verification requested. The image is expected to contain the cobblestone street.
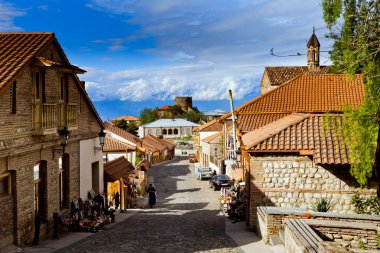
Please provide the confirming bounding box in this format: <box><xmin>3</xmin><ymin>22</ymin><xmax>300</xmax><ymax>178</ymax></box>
<box><xmin>57</xmin><ymin>157</ymin><xmax>238</xmax><ymax>253</ymax></box>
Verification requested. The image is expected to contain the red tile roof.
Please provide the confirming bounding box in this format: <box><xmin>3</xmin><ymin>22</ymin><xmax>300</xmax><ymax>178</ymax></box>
<box><xmin>0</xmin><ymin>32</ymin><xmax>55</xmax><ymax>94</ymax></box>
<box><xmin>103</xmin><ymin>136</ymin><xmax>136</xmax><ymax>152</ymax></box>
<box><xmin>104</xmin><ymin>121</ymin><xmax>142</xmax><ymax>147</ymax></box>
<box><xmin>142</xmin><ymin>134</ymin><xmax>167</xmax><ymax>153</ymax></box>
<box><xmin>160</xmin><ymin>138</ymin><xmax>176</xmax><ymax>150</ymax></box>
<box><xmin>198</xmin><ymin>119</ymin><xmax>232</xmax><ymax>132</ymax></box>
<box><xmin>243</xmin><ymin>114</ymin><xmax>349</xmax><ymax>165</ymax></box>
<box><xmin>157</xmin><ymin>105</ymin><xmax>171</xmax><ymax>111</ymax></box>
<box><xmin>0</xmin><ymin>32</ymin><xmax>104</xmax><ymax>127</ymax></box>
<box><xmin>201</xmin><ymin>132</ymin><xmax>222</xmax><ymax>144</ymax></box>
<box><xmin>112</xmin><ymin>115</ymin><xmax>139</xmax><ymax>121</ymax></box>
<box><xmin>104</xmin><ymin>156</ymin><xmax>134</xmax><ymax>182</ymax></box>
<box><xmin>263</xmin><ymin>66</ymin><xmax>329</xmax><ymax>87</ymax></box>
<box><xmin>234</xmin><ymin>74</ymin><xmax>364</xmax><ymax>133</ymax></box>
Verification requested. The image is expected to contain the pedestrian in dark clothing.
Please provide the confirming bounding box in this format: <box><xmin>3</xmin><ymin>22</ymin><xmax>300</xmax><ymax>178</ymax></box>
<box><xmin>147</xmin><ymin>184</ymin><xmax>157</xmax><ymax>208</ymax></box>
<box><xmin>114</xmin><ymin>192</ymin><xmax>120</xmax><ymax>209</ymax></box>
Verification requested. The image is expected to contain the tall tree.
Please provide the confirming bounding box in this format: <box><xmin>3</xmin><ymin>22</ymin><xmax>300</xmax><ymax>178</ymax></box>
<box><xmin>139</xmin><ymin>108</ymin><xmax>158</xmax><ymax>125</ymax></box>
<box><xmin>322</xmin><ymin>0</ymin><xmax>380</xmax><ymax>190</ymax></box>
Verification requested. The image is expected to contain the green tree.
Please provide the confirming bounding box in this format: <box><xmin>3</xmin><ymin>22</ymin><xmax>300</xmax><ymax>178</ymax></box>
<box><xmin>112</xmin><ymin>119</ymin><xmax>139</xmax><ymax>135</ymax></box>
<box><xmin>322</xmin><ymin>0</ymin><xmax>380</xmax><ymax>188</ymax></box>
<box><xmin>139</xmin><ymin>108</ymin><xmax>158</xmax><ymax>125</ymax></box>
<box><xmin>185</xmin><ymin>108</ymin><xmax>205</xmax><ymax>123</ymax></box>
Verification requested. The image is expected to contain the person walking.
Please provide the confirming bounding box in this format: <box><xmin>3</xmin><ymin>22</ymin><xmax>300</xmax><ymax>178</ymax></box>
<box><xmin>146</xmin><ymin>184</ymin><xmax>157</xmax><ymax>208</ymax></box>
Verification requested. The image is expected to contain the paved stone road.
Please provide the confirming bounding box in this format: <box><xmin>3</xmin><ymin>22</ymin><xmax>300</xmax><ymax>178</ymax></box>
<box><xmin>56</xmin><ymin>157</ymin><xmax>238</xmax><ymax>253</ymax></box>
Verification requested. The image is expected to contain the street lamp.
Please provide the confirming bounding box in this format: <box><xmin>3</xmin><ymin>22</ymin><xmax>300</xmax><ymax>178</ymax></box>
<box><xmin>94</xmin><ymin>129</ymin><xmax>106</xmax><ymax>151</ymax></box>
<box><xmin>53</xmin><ymin>126</ymin><xmax>70</xmax><ymax>157</ymax></box>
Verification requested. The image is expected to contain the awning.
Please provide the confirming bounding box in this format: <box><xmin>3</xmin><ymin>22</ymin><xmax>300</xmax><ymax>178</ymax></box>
<box><xmin>104</xmin><ymin>156</ymin><xmax>134</xmax><ymax>182</ymax></box>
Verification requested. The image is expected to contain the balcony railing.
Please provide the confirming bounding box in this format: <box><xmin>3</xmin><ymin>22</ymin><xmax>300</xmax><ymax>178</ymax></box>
<box><xmin>66</xmin><ymin>103</ymin><xmax>77</xmax><ymax>128</ymax></box>
<box><xmin>32</xmin><ymin>103</ymin><xmax>57</xmax><ymax>135</ymax></box>
<box><xmin>33</xmin><ymin>102</ymin><xmax>77</xmax><ymax>135</ymax></box>
<box><xmin>59</xmin><ymin>103</ymin><xmax>78</xmax><ymax>129</ymax></box>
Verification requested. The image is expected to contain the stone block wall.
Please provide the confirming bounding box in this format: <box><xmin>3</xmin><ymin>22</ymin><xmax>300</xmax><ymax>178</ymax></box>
<box><xmin>249</xmin><ymin>155</ymin><xmax>376</xmax><ymax>229</ymax></box>
<box><xmin>313</xmin><ymin>225</ymin><xmax>377</xmax><ymax>250</ymax></box>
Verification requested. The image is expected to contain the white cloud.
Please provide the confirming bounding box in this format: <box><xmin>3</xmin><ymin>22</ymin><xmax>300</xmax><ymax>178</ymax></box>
<box><xmin>84</xmin><ymin>0</ymin><xmax>333</xmax><ymax>102</ymax></box>
<box><xmin>0</xmin><ymin>1</ymin><xmax>25</xmax><ymax>31</ymax></box>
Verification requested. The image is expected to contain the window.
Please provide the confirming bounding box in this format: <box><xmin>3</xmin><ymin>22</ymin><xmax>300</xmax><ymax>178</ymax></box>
<box><xmin>0</xmin><ymin>173</ymin><xmax>10</xmax><ymax>195</ymax></box>
<box><xmin>34</xmin><ymin>70</ymin><xmax>46</xmax><ymax>102</ymax></box>
<box><xmin>162</xmin><ymin>129</ymin><xmax>167</xmax><ymax>135</ymax></box>
<box><xmin>60</xmin><ymin>73</ymin><xmax>69</xmax><ymax>102</ymax></box>
<box><xmin>156</xmin><ymin>129</ymin><xmax>161</xmax><ymax>136</ymax></box>
<box><xmin>34</xmin><ymin>161</ymin><xmax>47</xmax><ymax>220</ymax></box>
<box><xmin>92</xmin><ymin>162</ymin><xmax>99</xmax><ymax>194</ymax></box>
<box><xmin>10</xmin><ymin>81</ymin><xmax>16</xmax><ymax>114</ymax></box>
<box><xmin>58</xmin><ymin>158</ymin><xmax>64</xmax><ymax>209</ymax></box>
<box><xmin>186</xmin><ymin>128</ymin><xmax>191</xmax><ymax>135</ymax></box>
<box><xmin>173</xmin><ymin>129</ymin><xmax>178</xmax><ymax>135</ymax></box>
<box><xmin>147</xmin><ymin>129</ymin><xmax>152</xmax><ymax>135</ymax></box>
<box><xmin>59</xmin><ymin>154</ymin><xmax>70</xmax><ymax>209</ymax></box>
<box><xmin>168</xmin><ymin>129</ymin><xmax>172</xmax><ymax>135</ymax></box>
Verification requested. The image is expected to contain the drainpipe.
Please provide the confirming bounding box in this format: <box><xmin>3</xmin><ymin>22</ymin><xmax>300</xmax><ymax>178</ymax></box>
<box><xmin>228</xmin><ymin>89</ymin><xmax>237</xmax><ymax>159</ymax></box>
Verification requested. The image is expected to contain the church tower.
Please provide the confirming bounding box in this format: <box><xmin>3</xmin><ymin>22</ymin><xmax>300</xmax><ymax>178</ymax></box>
<box><xmin>307</xmin><ymin>29</ymin><xmax>320</xmax><ymax>71</ymax></box>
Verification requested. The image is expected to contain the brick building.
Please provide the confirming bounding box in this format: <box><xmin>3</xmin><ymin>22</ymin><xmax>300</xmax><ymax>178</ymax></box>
<box><xmin>0</xmin><ymin>32</ymin><xmax>104</xmax><ymax>248</ymax></box>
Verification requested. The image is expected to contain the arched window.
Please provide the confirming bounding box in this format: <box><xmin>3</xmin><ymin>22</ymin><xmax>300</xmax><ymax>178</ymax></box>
<box><xmin>173</xmin><ymin>129</ymin><xmax>178</xmax><ymax>135</ymax></box>
<box><xmin>162</xmin><ymin>129</ymin><xmax>167</xmax><ymax>135</ymax></box>
<box><xmin>168</xmin><ymin>129</ymin><xmax>173</xmax><ymax>135</ymax></box>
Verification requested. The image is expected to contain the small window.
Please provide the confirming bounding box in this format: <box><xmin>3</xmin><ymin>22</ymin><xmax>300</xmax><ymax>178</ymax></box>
<box><xmin>10</xmin><ymin>81</ymin><xmax>16</xmax><ymax>114</ymax></box>
<box><xmin>156</xmin><ymin>129</ymin><xmax>161</xmax><ymax>135</ymax></box>
<box><xmin>173</xmin><ymin>129</ymin><xmax>178</xmax><ymax>135</ymax></box>
<box><xmin>147</xmin><ymin>129</ymin><xmax>152</xmax><ymax>135</ymax></box>
<box><xmin>0</xmin><ymin>173</ymin><xmax>10</xmax><ymax>195</ymax></box>
<box><xmin>162</xmin><ymin>129</ymin><xmax>167</xmax><ymax>135</ymax></box>
<box><xmin>60</xmin><ymin>74</ymin><xmax>69</xmax><ymax>102</ymax></box>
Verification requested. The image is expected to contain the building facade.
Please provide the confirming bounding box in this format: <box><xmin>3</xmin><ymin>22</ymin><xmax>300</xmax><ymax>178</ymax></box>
<box><xmin>0</xmin><ymin>32</ymin><xmax>104</xmax><ymax>248</ymax></box>
<box><xmin>138</xmin><ymin>118</ymin><xmax>199</xmax><ymax>139</ymax></box>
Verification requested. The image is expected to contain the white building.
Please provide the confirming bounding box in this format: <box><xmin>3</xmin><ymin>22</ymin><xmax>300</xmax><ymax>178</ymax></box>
<box><xmin>138</xmin><ymin>118</ymin><xmax>199</xmax><ymax>138</ymax></box>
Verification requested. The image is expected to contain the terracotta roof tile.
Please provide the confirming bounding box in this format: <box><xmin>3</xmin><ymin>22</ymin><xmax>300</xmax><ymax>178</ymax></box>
<box><xmin>198</xmin><ymin>119</ymin><xmax>232</xmax><ymax>132</ymax></box>
<box><xmin>159</xmin><ymin>138</ymin><xmax>176</xmax><ymax>150</ymax></box>
<box><xmin>0</xmin><ymin>32</ymin><xmax>54</xmax><ymax>94</ymax></box>
<box><xmin>235</xmin><ymin>74</ymin><xmax>363</xmax><ymax>133</ymax></box>
<box><xmin>112</xmin><ymin>115</ymin><xmax>139</xmax><ymax>121</ymax></box>
<box><xmin>201</xmin><ymin>132</ymin><xmax>222</xmax><ymax>144</ymax></box>
<box><xmin>264</xmin><ymin>66</ymin><xmax>329</xmax><ymax>87</ymax></box>
<box><xmin>104</xmin><ymin>156</ymin><xmax>134</xmax><ymax>182</ymax></box>
<box><xmin>142</xmin><ymin>134</ymin><xmax>167</xmax><ymax>153</ymax></box>
<box><xmin>103</xmin><ymin>136</ymin><xmax>136</xmax><ymax>152</ymax></box>
<box><xmin>104</xmin><ymin>121</ymin><xmax>142</xmax><ymax>146</ymax></box>
<box><xmin>0</xmin><ymin>32</ymin><xmax>104</xmax><ymax>128</ymax></box>
<box><xmin>243</xmin><ymin>114</ymin><xmax>349</xmax><ymax>165</ymax></box>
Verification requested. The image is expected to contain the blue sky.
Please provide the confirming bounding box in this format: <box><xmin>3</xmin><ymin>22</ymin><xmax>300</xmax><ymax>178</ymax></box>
<box><xmin>2</xmin><ymin>0</ymin><xmax>332</xmax><ymax>119</ymax></box>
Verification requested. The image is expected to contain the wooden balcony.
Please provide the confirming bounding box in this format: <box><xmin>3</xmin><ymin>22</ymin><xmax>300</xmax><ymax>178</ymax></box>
<box><xmin>32</xmin><ymin>103</ymin><xmax>57</xmax><ymax>135</ymax></box>
<box><xmin>32</xmin><ymin>102</ymin><xmax>77</xmax><ymax>135</ymax></box>
<box><xmin>58</xmin><ymin>103</ymin><xmax>78</xmax><ymax>130</ymax></box>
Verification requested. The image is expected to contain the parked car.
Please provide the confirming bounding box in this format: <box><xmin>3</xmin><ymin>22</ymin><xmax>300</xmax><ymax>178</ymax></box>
<box><xmin>195</xmin><ymin>167</ymin><xmax>213</xmax><ymax>180</ymax></box>
<box><xmin>188</xmin><ymin>154</ymin><xmax>198</xmax><ymax>163</ymax></box>
<box><xmin>209</xmin><ymin>174</ymin><xmax>234</xmax><ymax>191</ymax></box>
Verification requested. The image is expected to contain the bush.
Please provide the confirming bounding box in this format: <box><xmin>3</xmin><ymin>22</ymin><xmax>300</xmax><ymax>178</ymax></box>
<box><xmin>351</xmin><ymin>195</ymin><xmax>380</xmax><ymax>215</ymax></box>
<box><xmin>311</xmin><ymin>198</ymin><xmax>333</xmax><ymax>212</ymax></box>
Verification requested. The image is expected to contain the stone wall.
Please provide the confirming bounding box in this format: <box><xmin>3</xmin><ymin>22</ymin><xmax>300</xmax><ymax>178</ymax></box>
<box><xmin>308</xmin><ymin>220</ymin><xmax>378</xmax><ymax>250</ymax></box>
<box><xmin>249</xmin><ymin>155</ymin><xmax>376</xmax><ymax>229</ymax></box>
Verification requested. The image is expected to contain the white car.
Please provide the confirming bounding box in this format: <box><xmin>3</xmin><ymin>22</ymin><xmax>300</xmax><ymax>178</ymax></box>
<box><xmin>195</xmin><ymin>167</ymin><xmax>213</xmax><ymax>180</ymax></box>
